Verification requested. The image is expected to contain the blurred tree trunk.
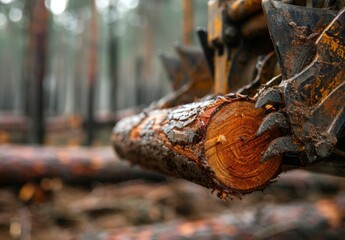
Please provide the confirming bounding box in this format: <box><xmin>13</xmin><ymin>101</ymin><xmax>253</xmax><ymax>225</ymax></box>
<box><xmin>136</xmin><ymin>1</ymin><xmax>157</xmax><ymax>104</ymax></box>
<box><xmin>182</xmin><ymin>0</ymin><xmax>194</xmax><ymax>45</ymax></box>
<box><xmin>135</xmin><ymin>57</ymin><xmax>144</xmax><ymax>106</ymax></box>
<box><xmin>141</xmin><ymin>21</ymin><xmax>154</xmax><ymax>104</ymax></box>
<box><xmin>25</xmin><ymin>0</ymin><xmax>49</xmax><ymax>144</ymax></box>
<box><xmin>85</xmin><ymin>0</ymin><xmax>99</xmax><ymax>146</ymax></box>
<box><xmin>108</xmin><ymin>5</ymin><xmax>118</xmax><ymax>112</ymax></box>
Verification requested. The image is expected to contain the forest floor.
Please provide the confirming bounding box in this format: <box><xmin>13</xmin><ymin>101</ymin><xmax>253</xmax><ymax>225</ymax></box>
<box><xmin>0</xmin><ymin>169</ymin><xmax>344</xmax><ymax>240</ymax></box>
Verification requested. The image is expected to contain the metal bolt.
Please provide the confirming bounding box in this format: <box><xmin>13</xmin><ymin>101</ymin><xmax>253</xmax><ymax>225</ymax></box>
<box><xmin>315</xmin><ymin>140</ymin><xmax>334</xmax><ymax>158</ymax></box>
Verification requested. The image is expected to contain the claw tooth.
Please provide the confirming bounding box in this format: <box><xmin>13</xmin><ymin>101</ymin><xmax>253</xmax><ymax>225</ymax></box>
<box><xmin>255</xmin><ymin>88</ymin><xmax>282</xmax><ymax>109</ymax></box>
<box><xmin>175</xmin><ymin>44</ymin><xmax>203</xmax><ymax>68</ymax></box>
<box><xmin>196</xmin><ymin>27</ymin><xmax>215</xmax><ymax>76</ymax></box>
<box><xmin>159</xmin><ymin>53</ymin><xmax>182</xmax><ymax>82</ymax></box>
<box><xmin>260</xmin><ymin>136</ymin><xmax>301</xmax><ymax>163</ymax></box>
<box><xmin>257</xmin><ymin>112</ymin><xmax>289</xmax><ymax>136</ymax></box>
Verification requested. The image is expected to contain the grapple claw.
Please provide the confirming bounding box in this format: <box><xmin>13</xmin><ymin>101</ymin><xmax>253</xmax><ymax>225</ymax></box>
<box><xmin>255</xmin><ymin>87</ymin><xmax>282</xmax><ymax>109</ymax></box>
<box><xmin>257</xmin><ymin>112</ymin><xmax>289</xmax><ymax>136</ymax></box>
<box><xmin>159</xmin><ymin>53</ymin><xmax>187</xmax><ymax>91</ymax></box>
<box><xmin>196</xmin><ymin>27</ymin><xmax>215</xmax><ymax>76</ymax></box>
<box><xmin>175</xmin><ymin>44</ymin><xmax>203</xmax><ymax>68</ymax></box>
<box><xmin>260</xmin><ymin>136</ymin><xmax>301</xmax><ymax>163</ymax></box>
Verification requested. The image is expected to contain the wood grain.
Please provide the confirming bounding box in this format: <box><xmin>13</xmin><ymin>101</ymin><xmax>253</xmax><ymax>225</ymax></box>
<box><xmin>205</xmin><ymin>101</ymin><xmax>282</xmax><ymax>192</ymax></box>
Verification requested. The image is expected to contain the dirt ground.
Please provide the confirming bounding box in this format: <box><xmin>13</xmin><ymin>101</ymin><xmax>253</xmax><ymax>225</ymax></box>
<box><xmin>0</xmin><ymin>169</ymin><xmax>344</xmax><ymax>240</ymax></box>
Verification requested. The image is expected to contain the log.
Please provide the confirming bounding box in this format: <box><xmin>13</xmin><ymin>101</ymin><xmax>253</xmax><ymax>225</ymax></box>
<box><xmin>81</xmin><ymin>194</ymin><xmax>345</xmax><ymax>239</ymax></box>
<box><xmin>0</xmin><ymin>145</ymin><xmax>165</xmax><ymax>185</ymax></box>
<box><xmin>112</xmin><ymin>95</ymin><xmax>282</xmax><ymax>198</ymax></box>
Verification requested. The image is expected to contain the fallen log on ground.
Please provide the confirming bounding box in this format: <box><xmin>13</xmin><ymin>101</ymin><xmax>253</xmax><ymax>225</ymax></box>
<box><xmin>81</xmin><ymin>193</ymin><xmax>345</xmax><ymax>240</ymax></box>
<box><xmin>0</xmin><ymin>145</ymin><xmax>165</xmax><ymax>185</ymax></box>
<box><xmin>112</xmin><ymin>95</ymin><xmax>282</xmax><ymax>199</ymax></box>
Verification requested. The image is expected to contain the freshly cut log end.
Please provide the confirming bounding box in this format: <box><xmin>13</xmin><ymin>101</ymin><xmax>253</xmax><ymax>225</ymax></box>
<box><xmin>204</xmin><ymin>100</ymin><xmax>282</xmax><ymax>192</ymax></box>
<box><xmin>112</xmin><ymin>96</ymin><xmax>282</xmax><ymax>199</ymax></box>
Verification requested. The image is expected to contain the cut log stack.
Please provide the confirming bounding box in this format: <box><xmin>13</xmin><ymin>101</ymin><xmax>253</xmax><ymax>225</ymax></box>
<box><xmin>112</xmin><ymin>95</ymin><xmax>282</xmax><ymax>199</ymax></box>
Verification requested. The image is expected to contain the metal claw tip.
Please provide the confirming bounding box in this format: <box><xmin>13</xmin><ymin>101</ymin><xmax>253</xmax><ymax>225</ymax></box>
<box><xmin>257</xmin><ymin>112</ymin><xmax>289</xmax><ymax>136</ymax></box>
<box><xmin>260</xmin><ymin>136</ymin><xmax>301</xmax><ymax>163</ymax></box>
<box><xmin>159</xmin><ymin>53</ymin><xmax>181</xmax><ymax>76</ymax></box>
<box><xmin>175</xmin><ymin>44</ymin><xmax>203</xmax><ymax>67</ymax></box>
<box><xmin>255</xmin><ymin>88</ymin><xmax>282</xmax><ymax>109</ymax></box>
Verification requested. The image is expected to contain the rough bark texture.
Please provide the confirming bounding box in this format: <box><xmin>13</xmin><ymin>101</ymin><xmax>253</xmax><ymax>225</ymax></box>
<box><xmin>112</xmin><ymin>95</ymin><xmax>282</xmax><ymax>198</ymax></box>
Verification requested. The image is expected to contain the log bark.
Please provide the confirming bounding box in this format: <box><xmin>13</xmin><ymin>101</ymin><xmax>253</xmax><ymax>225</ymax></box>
<box><xmin>112</xmin><ymin>95</ymin><xmax>282</xmax><ymax>198</ymax></box>
<box><xmin>0</xmin><ymin>145</ymin><xmax>165</xmax><ymax>185</ymax></box>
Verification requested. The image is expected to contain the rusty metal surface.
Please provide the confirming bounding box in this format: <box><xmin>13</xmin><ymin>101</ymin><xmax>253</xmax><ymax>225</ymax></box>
<box><xmin>240</xmin><ymin>12</ymin><xmax>268</xmax><ymax>39</ymax></box>
<box><xmin>257</xmin><ymin>3</ymin><xmax>345</xmax><ymax>165</ymax></box>
<box><xmin>208</xmin><ymin>0</ymin><xmax>230</xmax><ymax>94</ymax></box>
<box><xmin>154</xmin><ymin>46</ymin><xmax>213</xmax><ymax>109</ymax></box>
<box><xmin>284</xmin><ymin>9</ymin><xmax>345</xmax><ymax>161</ymax></box>
<box><xmin>197</xmin><ymin>28</ymin><xmax>215</xmax><ymax>76</ymax></box>
<box><xmin>159</xmin><ymin>53</ymin><xmax>188</xmax><ymax>91</ymax></box>
<box><xmin>207</xmin><ymin>0</ymin><xmax>274</xmax><ymax>94</ymax></box>
<box><xmin>226</xmin><ymin>0</ymin><xmax>262</xmax><ymax>21</ymax></box>
<box><xmin>214</xmin><ymin>46</ymin><xmax>230</xmax><ymax>94</ymax></box>
<box><xmin>208</xmin><ymin>0</ymin><xmax>225</xmax><ymax>46</ymax></box>
<box><xmin>227</xmin><ymin>35</ymin><xmax>273</xmax><ymax>92</ymax></box>
<box><xmin>237</xmin><ymin>51</ymin><xmax>278</xmax><ymax>96</ymax></box>
<box><xmin>263</xmin><ymin>0</ymin><xmax>337</xmax><ymax>79</ymax></box>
